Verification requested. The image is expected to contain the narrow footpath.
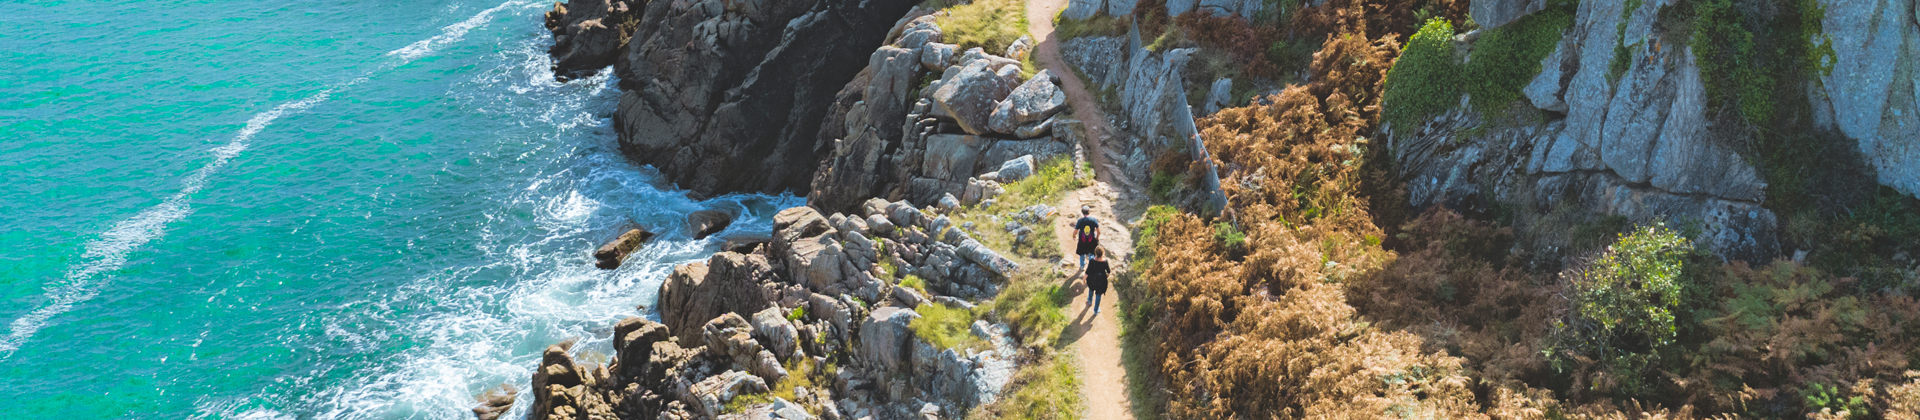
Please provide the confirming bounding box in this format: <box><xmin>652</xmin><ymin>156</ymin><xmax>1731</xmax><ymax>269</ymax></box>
<box><xmin>1025</xmin><ymin>0</ymin><xmax>1142</xmax><ymax>418</ymax></box>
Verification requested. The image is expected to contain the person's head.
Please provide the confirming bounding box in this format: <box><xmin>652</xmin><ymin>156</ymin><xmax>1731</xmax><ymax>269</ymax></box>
<box><xmin>1081</xmin><ymin>205</ymin><xmax>1091</xmax><ymax>216</ymax></box>
<box><xmin>1093</xmin><ymin>247</ymin><xmax>1105</xmax><ymax>260</ymax></box>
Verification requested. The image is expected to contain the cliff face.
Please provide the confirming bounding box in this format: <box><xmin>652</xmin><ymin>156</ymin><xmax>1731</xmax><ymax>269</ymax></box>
<box><xmin>1813</xmin><ymin>0</ymin><xmax>1920</xmax><ymax>197</ymax></box>
<box><xmin>808</xmin><ymin>15</ymin><xmax>1077</xmax><ymax>214</ymax></box>
<box><xmin>1400</xmin><ymin>0</ymin><xmax>1780</xmax><ymax>260</ymax></box>
<box><xmin>606</xmin><ymin>0</ymin><xmax>916</xmax><ymax>196</ymax></box>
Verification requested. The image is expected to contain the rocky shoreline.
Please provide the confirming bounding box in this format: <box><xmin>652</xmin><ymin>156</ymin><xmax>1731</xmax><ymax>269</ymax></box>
<box><xmin>508</xmin><ymin>2</ymin><xmax>1101</xmax><ymax>418</ymax></box>
<box><xmin>496</xmin><ymin>198</ymin><xmax>1041</xmax><ymax>420</ymax></box>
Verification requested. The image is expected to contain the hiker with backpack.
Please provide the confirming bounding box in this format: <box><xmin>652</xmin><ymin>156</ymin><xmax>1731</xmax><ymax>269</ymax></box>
<box><xmin>1072</xmin><ymin>205</ymin><xmax>1099</xmax><ymax>271</ymax></box>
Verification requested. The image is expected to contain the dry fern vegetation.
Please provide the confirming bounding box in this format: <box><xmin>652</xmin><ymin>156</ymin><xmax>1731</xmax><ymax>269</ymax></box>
<box><xmin>1120</xmin><ymin>0</ymin><xmax>1920</xmax><ymax>418</ymax></box>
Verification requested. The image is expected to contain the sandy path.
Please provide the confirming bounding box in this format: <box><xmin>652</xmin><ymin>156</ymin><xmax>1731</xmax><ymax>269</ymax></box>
<box><xmin>1027</xmin><ymin>1</ymin><xmax>1140</xmax><ymax>419</ymax></box>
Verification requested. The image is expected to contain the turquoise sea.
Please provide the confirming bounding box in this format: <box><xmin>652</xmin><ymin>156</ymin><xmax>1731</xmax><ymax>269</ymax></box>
<box><xmin>0</xmin><ymin>0</ymin><xmax>797</xmax><ymax>417</ymax></box>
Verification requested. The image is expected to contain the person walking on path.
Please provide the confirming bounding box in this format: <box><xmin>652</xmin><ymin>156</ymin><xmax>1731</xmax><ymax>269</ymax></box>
<box><xmin>1073</xmin><ymin>205</ymin><xmax>1100</xmax><ymax>271</ymax></box>
<box><xmin>1085</xmin><ymin>247</ymin><xmax>1111</xmax><ymax>314</ymax></box>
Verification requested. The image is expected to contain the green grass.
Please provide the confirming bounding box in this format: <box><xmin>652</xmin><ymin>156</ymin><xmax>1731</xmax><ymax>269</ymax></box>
<box><xmin>900</xmin><ymin>274</ymin><xmax>930</xmax><ymax>294</ymax></box>
<box><xmin>723</xmin><ymin>358</ymin><xmax>824</xmax><ymax>414</ymax></box>
<box><xmin>1053</xmin><ymin>10</ymin><xmax>1128</xmax><ymax>40</ymax></box>
<box><xmin>1464</xmin><ymin>5</ymin><xmax>1574</xmax><ymax>113</ymax></box>
<box><xmin>973</xmin><ymin>351</ymin><xmax>1085</xmax><ymax>420</ymax></box>
<box><xmin>1381</xmin><ymin>18</ymin><xmax>1461</xmax><ymax>133</ymax></box>
<box><xmin>935</xmin><ymin>0</ymin><xmax>1031</xmax><ymax>56</ymax></box>
<box><xmin>991</xmin><ymin>268</ymin><xmax>1074</xmax><ymax>348</ymax></box>
<box><xmin>912</xmin><ymin>302</ymin><xmax>988</xmax><ymax>352</ymax></box>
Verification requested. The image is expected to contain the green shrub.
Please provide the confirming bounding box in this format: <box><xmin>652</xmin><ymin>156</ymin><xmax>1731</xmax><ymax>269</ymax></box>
<box><xmin>787</xmin><ymin>306</ymin><xmax>807</xmax><ymax>321</ymax></box>
<box><xmin>911</xmin><ymin>303</ymin><xmax>985</xmax><ymax>351</ymax></box>
<box><xmin>936</xmin><ymin>0</ymin><xmax>1030</xmax><ymax>55</ymax></box>
<box><xmin>1546</xmin><ymin>222</ymin><xmax>1695</xmax><ymax>395</ymax></box>
<box><xmin>1381</xmin><ymin>18</ymin><xmax>1461</xmax><ymax>132</ymax></box>
<box><xmin>1212</xmin><ymin>221</ymin><xmax>1246</xmax><ymax>257</ymax></box>
<box><xmin>1463</xmin><ymin>5</ymin><xmax>1573</xmax><ymax>113</ymax></box>
<box><xmin>899</xmin><ymin>274</ymin><xmax>929</xmax><ymax>294</ymax></box>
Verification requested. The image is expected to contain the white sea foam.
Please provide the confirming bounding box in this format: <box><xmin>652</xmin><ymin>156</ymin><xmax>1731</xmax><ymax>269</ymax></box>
<box><xmin>1</xmin><ymin>0</ymin><xmax>534</xmax><ymax>358</ymax></box>
<box><xmin>0</xmin><ymin>90</ymin><xmax>334</xmax><ymax>356</ymax></box>
<box><xmin>189</xmin><ymin>29</ymin><xmax>801</xmax><ymax>418</ymax></box>
<box><xmin>386</xmin><ymin>0</ymin><xmax>530</xmax><ymax>62</ymax></box>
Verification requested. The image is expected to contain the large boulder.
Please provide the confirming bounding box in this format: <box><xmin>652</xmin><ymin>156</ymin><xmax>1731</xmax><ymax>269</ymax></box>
<box><xmin>611</xmin><ymin>317</ymin><xmax>672</xmax><ymax>383</ymax></box>
<box><xmin>658</xmin><ymin>252</ymin><xmax>777</xmax><ymax>344</ymax></box>
<box><xmin>931</xmin><ymin>60</ymin><xmax>1019</xmax><ymax>135</ymax></box>
<box><xmin>859</xmin><ymin>307</ymin><xmax>921</xmax><ymax>373</ymax></box>
<box><xmin>1005</xmin><ymin>70</ymin><xmax>1067</xmax><ymax>124</ymax></box>
<box><xmin>612</xmin><ymin>0</ymin><xmax>917</xmax><ymax>197</ymax></box>
<box><xmin>703</xmin><ymin>313</ymin><xmax>788</xmax><ymax>384</ymax></box>
<box><xmin>750</xmin><ymin>307</ymin><xmax>804</xmax><ymax>361</ymax></box>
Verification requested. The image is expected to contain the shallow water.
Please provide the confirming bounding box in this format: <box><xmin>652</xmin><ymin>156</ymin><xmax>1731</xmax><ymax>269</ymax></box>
<box><xmin>0</xmin><ymin>1</ymin><xmax>794</xmax><ymax>417</ymax></box>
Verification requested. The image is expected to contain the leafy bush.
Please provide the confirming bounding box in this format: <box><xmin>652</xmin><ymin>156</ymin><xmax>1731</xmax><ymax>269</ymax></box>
<box><xmin>936</xmin><ymin>0</ymin><xmax>1031</xmax><ymax>56</ymax></box>
<box><xmin>1546</xmin><ymin>223</ymin><xmax>1695</xmax><ymax>396</ymax></box>
<box><xmin>911</xmin><ymin>303</ymin><xmax>985</xmax><ymax>351</ymax></box>
<box><xmin>1464</xmin><ymin>5</ymin><xmax>1574</xmax><ymax>113</ymax></box>
<box><xmin>1381</xmin><ymin>18</ymin><xmax>1461</xmax><ymax>132</ymax></box>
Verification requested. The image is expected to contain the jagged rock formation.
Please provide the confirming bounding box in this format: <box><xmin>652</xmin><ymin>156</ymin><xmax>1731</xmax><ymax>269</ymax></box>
<box><xmin>523</xmin><ymin>204</ymin><xmax>1022</xmax><ymax>420</ymax></box>
<box><xmin>1812</xmin><ymin>0</ymin><xmax>1920</xmax><ymax>197</ymax></box>
<box><xmin>808</xmin><ymin>17</ymin><xmax>1075</xmax><ymax>214</ymax></box>
<box><xmin>1396</xmin><ymin>0</ymin><xmax>1780</xmax><ymax>261</ymax></box>
<box><xmin>605</xmin><ymin>0</ymin><xmax>916</xmax><ymax>197</ymax></box>
<box><xmin>543</xmin><ymin>0</ymin><xmax>646</xmax><ymax>81</ymax></box>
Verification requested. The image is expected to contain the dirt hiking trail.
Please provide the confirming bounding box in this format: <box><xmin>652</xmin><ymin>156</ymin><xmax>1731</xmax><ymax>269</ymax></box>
<box><xmin>1026</xmin><ymin>0</ymin><xmax>1150</xmax><ymax>418</ymax></box>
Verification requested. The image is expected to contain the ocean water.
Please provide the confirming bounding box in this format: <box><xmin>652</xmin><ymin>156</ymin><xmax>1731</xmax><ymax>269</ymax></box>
<box><xmin>0</xmin><ymin>0</ymin><xmax>798</xmax><ymax>418</ymax></box>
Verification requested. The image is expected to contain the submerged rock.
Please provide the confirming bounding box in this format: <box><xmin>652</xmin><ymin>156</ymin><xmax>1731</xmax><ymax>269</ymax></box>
<box><xmin>594</xmin><ymin>227</ymin><xmax>656</xmax><ymax>269</ymax></box>
<box><xmin>687</xmin><ymin>209</ymin><xmax>735</xmax><ymax>240</ymax></box>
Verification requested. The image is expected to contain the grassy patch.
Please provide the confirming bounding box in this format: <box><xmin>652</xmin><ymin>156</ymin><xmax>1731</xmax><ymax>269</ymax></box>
<box><xmin>991</xmin><ymin>268</ymin><xmax>1073</xmax><ymax>348</ymax></box>
<box><xmin>1002</xmin><ymin>155</ymin><xmax>1087</xmax><ymax>208</ymax></box>
<box><xmin>971</xmin><ymin>351</ymin><xmax>1084</xmax><ymax>420</ymax></box>
<box><xmin>723</xmin><ymin>358</ymin><xmax>825</xmax><ymax>414</ymax></box>
<box><xmin>1381</xmin><ymin>17</ymin><xmax>1462</xmax><ymax>132</ymax></box>
<box><xmin>936</xmin><ymin>0</ymin><xmax>1031</xmax><ymax>56</ymax></box>
<box><xmin>912</xmin><ymin>302</ymin><xmax>988</xmax><ymax>352</ymax></box>
<box><xmin>1463</xmin><ymin>4</ymin><xmax>1574</xmax><ymax>113</ymax></box>
<box><xmin>1053</xmin><ymin>10</ymin><xmax>1128</xmax><ymax>40</ymax></box>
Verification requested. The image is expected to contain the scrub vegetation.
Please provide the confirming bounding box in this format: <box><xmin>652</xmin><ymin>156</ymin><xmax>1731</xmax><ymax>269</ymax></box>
<box><xmin>1114</xmin><ymin>0</ymin><xmax>1920</xmax><ymax>417</ymax></box>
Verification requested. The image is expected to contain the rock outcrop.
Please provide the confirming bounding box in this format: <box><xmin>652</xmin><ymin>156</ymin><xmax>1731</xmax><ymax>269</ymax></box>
<box><xmin>1812</xmin><ymin>0</ymin><xmax>1920</xmax><ymax>198</ymax></box>
<box><xmin>523</xmin><ymin>202</ymin><xmax>1023</xmax><ymax>420</ymax></box>
<box><xmin>607</xmin><ymin>0</ymin><xmax>917</xmax><ymax>197</ymax></box>
<box><xmin>1392</xmin><ymin>0</ymin><xmax>1779</xmax><ymax>261</ymax></box>
<box><xmin>658</xmin><ymin>252</ymin><xmax>776</xmax><ymax>344</ymax></box>
<box><xmin>808</xmin><ymin>20</ymin><xmax>1075</xmax><ymax>214</ymax></box>
<box><xmin>543</xmin><ymin>0</ymin><xmax>646</xmax><ymax>81</ymax></box>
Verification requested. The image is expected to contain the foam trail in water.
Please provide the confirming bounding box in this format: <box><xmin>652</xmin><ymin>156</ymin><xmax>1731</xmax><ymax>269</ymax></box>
<box><xmin>0</xmin><ymin>89</ymin><xmax>335</xmax><ymax>356</ymax></box>
<box><xmin>0</xmin><ymin>0</ymin><xmax>533</xmax><ymax>358</ymax></box>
